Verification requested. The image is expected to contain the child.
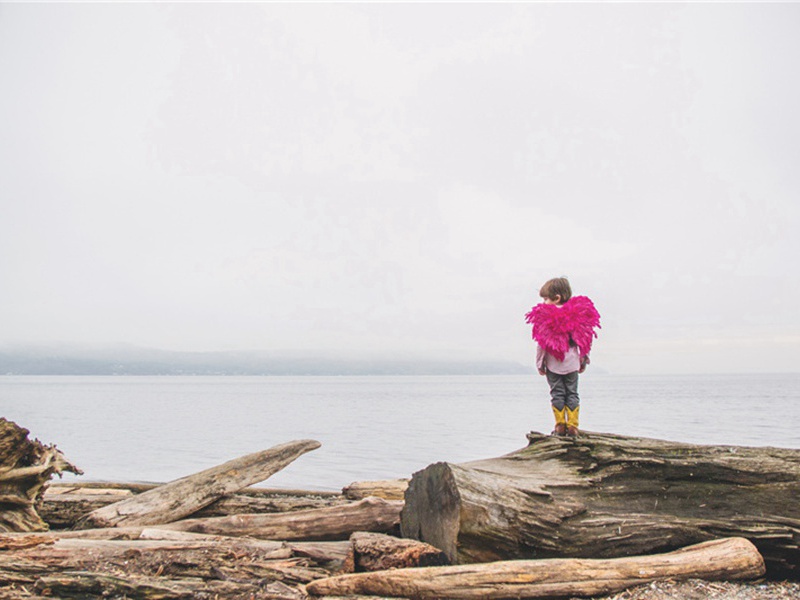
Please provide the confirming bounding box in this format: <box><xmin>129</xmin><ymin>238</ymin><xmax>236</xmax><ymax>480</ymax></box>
<box><xmin>524</xmin><ymin>277</ymin><xmax>601</xmax><ymax>437</ymax></box>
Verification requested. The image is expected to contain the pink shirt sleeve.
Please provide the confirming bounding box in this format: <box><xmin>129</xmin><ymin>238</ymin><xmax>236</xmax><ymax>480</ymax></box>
<box><xmin>536</xmin><ymin>344</ymin><xmax>545</xmax><ymax>372</ymax></box>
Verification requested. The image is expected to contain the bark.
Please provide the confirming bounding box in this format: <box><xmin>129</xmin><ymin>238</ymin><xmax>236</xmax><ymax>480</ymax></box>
<box><xmin>75</xmin><ymin>439</ymin><xmax>321</xmax><ymax>529</ymax></box>
<box><xmin>342</xmin><ymin>480</ymin><xmax>409</xmax><ymax>501</ymax></box>
<box><xmin>306</xmin><ymin>537</ymin><xmax>765</xmax><ymax>599</ymax></box>
<box><xmin>344</xmin><ymin>532</ymin><xmax>448</xmax><ymax>573</ymax></box>
<box><xmin>0</xmin><ymin>418</ymin><xmax>82</xmax><ymax>532</ymax></box>
<box><xmin>157</xmin><ymin>496</ymin><xmax>403</xmax><ymax>541</ymax></box>
<box><xmin>400</xmin><ymin>432</ymin><xmax>800</xmax><ymax>578</ymax></box>
<box><xmin>43</xmin><ymin>483</ymin><xmax>346</xmax><ymax>529</ymax></box>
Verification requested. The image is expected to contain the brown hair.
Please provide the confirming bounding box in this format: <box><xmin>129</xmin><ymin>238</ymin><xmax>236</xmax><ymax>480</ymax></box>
<box><xmin>539</xmin><ymin>277</ymin><xmax>572</xmax><ymax>305</ymax></box>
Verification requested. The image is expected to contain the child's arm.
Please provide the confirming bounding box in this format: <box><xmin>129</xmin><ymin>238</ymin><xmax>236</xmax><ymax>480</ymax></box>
<box><xmin>579</xmin><ymin>354</ymin><xmax>590</xmax><ymax>373</ymax></box>
<box><xmin>536</xmin><ymin>345</ymin><xmax>546</xmax><ymax>375</ymax></box>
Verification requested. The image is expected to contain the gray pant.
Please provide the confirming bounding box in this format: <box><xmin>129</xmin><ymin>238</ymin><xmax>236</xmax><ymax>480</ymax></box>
<box><xmin>546</xmin><ymin>370</ymin><xmax>580</xmax><ymax>411</ymax></box>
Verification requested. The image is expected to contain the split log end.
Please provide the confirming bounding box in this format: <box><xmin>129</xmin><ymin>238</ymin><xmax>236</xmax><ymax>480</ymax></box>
<box><xmin>345</xmin><ymin>532</ymin><xmax>449</xmax><ymax>573</ymax></box>
<box><xmin>399</xmin><ymin>463</ymin><xmax>461</xmax><ymax>564</ymax></box>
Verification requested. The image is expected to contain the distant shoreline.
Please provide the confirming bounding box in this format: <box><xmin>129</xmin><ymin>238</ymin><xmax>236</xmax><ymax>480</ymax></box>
<box><xmin>0</xmin><ymin>347</ymin><xmax>531</xmax><ymax>377</ymax></box>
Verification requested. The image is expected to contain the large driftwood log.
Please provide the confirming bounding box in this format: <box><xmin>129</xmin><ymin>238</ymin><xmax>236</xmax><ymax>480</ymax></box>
<box><xmin>43</xmin><ymin>482</ymin><xmax>346</xmax><ymax>529</ymax></box>
<box><xmin>0</xmin><ymin>533</ymin><xmax>332</xmax><ymax>599</ymax></box>
<box><xmin>400</xmin><ymin>432</ymin><xmax>800</xmax><ymax>578</ymax></box>
<box><xmin>157</xmin><ymin>496</ymin><xmax>403</xmax><ymax>541</ymax></box>
<box><xmin>76</xmin><ymin>439</ymin><xmax>321</xmax><ymax>529</ymax></box>
<box><xmin>0</xmin><ymin>418</ymin><xmax>82</xmax><ymax>532</ymax></box>
<box><xmin>306</xmin><ymin>537</ymin><xmax>765</xmax><ymax>599</ymax></box>
<box><xmin>5</xmin><ymin>529</ymin><xmax>353</xmax><ymax>568</ymax></box>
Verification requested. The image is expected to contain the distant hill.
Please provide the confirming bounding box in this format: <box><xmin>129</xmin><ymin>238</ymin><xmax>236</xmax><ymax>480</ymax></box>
<box><xmin>0</xmin><ymin>345</ymin><xmax>531</xmax><ymax>376</ymax></box>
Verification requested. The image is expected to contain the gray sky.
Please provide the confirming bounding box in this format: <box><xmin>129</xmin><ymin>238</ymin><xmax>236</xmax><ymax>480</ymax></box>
<box><xmin>1</xmin><ymin>3</ymin><xmax>798</xmax><ymax>375</ymax></box>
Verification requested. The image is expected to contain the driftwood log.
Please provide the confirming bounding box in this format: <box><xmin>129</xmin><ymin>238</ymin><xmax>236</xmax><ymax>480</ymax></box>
<box><xmin>157</xmin><ymin>496</ymin><xmax>403</xmax><ymax>541</ymax></box>
<box><xmin>343</xmin><ymin>479</ymin><xmax>409</xmax><ymax>501</ymax></box>
<box><xmin>76</xmin><ymin>439</ymin><xmax>321</xmax><ymax>529</ymax></box>
<box><xmin>0</xmin><ymin>533</ymin><xmax>330</xmax><ymax>599</ymax></box>
<box><xmin>42</xmin><ymin>483</ymin><xmax>346</xmax><ymax>529</ymax></box>
<box><xmin>400</xmin><ymin>431</ymin><xmax>800</xmax><ymax>578</ymax></box>
<box><xmin>306</xmin><ymin>537</ymin><xmax>765</xmax><ymax>599</ymax></box>
<box><xmin>0</xmin><ymin>419</ymin><xmax>82</xmax><ymax>532</ymax></box>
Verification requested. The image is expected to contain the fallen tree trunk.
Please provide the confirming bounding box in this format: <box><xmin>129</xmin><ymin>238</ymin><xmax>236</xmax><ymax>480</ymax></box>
<box><xmin>0</xmin><ymin>534</ymin><xmax>332</xmax><ymax>598</ymax></box>
<box><xmin>4</xmin><ymin>529</ymin><xmax>353</xmax><ymax>569</ymax></box>
<box><xmin>400</xmin><ymin>432</ymin><xmax>800</xmax><ymax>578</ymax></box>
<box><xmin>306</xmin><ymin>537</ymin><xmax>765</xmax><ymax>599</ymax></box>
<box><xmin>43</xmin><ymin>483</ymin><xmax>346</xmax><ymax>528</ymax></box>
<box><xmin>158</xmin><ymin>496</ymin><xmax>403</xmax><ymax>541</ymax></box>
<box><xmin>75</xmin><ymin>439</ymin><xmax>321</xmax><ymax>529</ymax></box>
<box><xmin>0</xmin><ymin>418</ymin><xmax>82</xmax><ymax>532</ymax></box>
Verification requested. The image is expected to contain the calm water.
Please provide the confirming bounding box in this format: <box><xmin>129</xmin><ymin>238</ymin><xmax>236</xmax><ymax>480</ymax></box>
<box><xmin>1</xmin><ymin>373</ymin><xmax>798</xmax><ymax>491</ymax></box>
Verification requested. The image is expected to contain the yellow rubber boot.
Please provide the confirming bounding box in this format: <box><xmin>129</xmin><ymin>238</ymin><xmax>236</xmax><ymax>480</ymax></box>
<box><xmin>566</xmin><ymin>406</ymin><xmax>580</xmax><ymax>437</ymax></box>
<box><xmin>552</xmin><ymin>406</ymin><xmax>567</xmax><ymax>436</ymax></box>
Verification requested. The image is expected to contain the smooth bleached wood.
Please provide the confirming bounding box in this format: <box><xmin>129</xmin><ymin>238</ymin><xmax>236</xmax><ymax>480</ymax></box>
<box><xmin>157</xmin><ymin>496</ymin><xmax>403</xmax><ymax>541</ymax></box>
<box><xmin>306</xmin><ymin>537</ymin><xmax>765</xmax><ymax>599</ymax></box>
<box><xmin>76</xmin><ymin>439</ymin><xmax>321</xmax><ymax>529</ymax></box>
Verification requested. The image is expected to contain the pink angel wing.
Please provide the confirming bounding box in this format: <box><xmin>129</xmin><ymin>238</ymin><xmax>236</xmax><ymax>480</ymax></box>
<box><xmin>524</xmin><ymin>303</ymin><xmax>572</xmax><ymax>361</ymax></box>
<box><xmin>561</xmin><ymin>296</ymin><xmax>602</xmax><ymax>357</ymax></box>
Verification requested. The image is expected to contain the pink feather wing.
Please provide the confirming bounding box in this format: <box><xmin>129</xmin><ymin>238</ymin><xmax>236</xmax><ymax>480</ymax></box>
<box><xmin>524</xmin><ymin>296</ymin><xmax>601</xmax><ymax>360</ymax></box>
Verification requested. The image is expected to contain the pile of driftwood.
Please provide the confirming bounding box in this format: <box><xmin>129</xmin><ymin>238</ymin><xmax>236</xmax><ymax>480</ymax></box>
<box><xmin>1</xmin><ymin>416</ymin><xmax>798</xmax><ymax>599</ymax></box>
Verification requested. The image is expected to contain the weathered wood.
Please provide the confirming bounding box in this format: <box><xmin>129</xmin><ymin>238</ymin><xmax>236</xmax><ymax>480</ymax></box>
<box><xmin>40</xmin><ymin>486</ymin><xmax>135</xmax><ymax>529</ymax></box>
<box><xmin>33</xmin><ymin>571</ymin><xmax>307</xmax><ymax>599</ymax></box>
<box><xmin>49</xmin><ymin>481</ymin><xmax>343</xmax><ymax>497</ymax></box>
<box><xmin>3</xmin><ymin>529</ymin><xmax>352</xmax><ymax>568</ymax></box>
<box><xmin>158</xmin><ymin>496</ymin><xmax>403</xmax><ymax>541</ymax></box>
<box><xmin>344</xmin><ymin>532</ymin><xmax>448</xmax><ymax>573</ymax></box>
<box><xmin>193</xmin><ymin>488</ymin><xmax>348</xmax><ymax>519</ymax></box>
<box><xmin>0</xmin><ymin>534</ymin><xmax>332</xmax><ymax>598</ymax></box>
<box><xmin>306</xmin><ymin>537</ymin><xmax>765</xmax><ymax>599</ymax></box>
<box><xmin>312</xmin><ymin>597</ymin><xmax>406</xmax><ymax>600</ymax></box>
<box><xmin>400</xmin><ymin>431</ymin><xmax>800</xmax><ymax>577</ymax></box>
<box><xmin>75</xmin><ymin>439</ymin><xmax>321</xmax><ymax>529</ymax></box>
<box><xmin>42</xmin><ymin>483</ymin><xmax>347</xmax><ymax>528</ymax></box>
<box><xmin>0</xmin><ymin>533</ymin><xmax>54</xmax><ymax>551</ymax></box>
<box><xmin>0</xmin><ymin>418</ymin><xmax>82</xmax><ymax>532</ymax></box>
<box><xmin>343</xmin><ymin>480</ymin><xmax>409</xmax><ymax>501</ymax></box>
<box><xmin>34</xmin><ymin>571</ymin><xmax>198</xmax><ymax>599</ymax></box>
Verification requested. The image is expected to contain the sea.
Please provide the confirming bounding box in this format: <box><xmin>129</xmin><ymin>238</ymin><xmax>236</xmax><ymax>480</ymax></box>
<box><xmin>1</xmin><ymin>373</ymin><xmax>798</xmax><ymax>492</ymax></box>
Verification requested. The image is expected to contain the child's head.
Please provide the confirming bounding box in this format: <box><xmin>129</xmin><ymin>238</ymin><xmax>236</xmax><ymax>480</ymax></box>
<box><xmin>539</xmin><ymin>277</ymin><xmax>572</xmax><ymax>305</ymax></box>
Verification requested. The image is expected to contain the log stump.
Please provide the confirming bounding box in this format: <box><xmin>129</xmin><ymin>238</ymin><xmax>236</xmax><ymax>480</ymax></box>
<box><xmin>0</xmin><ymin>418</ymin><xmax>81</xmax><ymax>532</ymax></box>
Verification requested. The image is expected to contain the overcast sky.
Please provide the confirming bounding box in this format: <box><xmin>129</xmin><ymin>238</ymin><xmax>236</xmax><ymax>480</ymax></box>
<box><xmin>1</xmin><ymin>3</ymin><xmax>798</xmax><ymax>375</ymax></box>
